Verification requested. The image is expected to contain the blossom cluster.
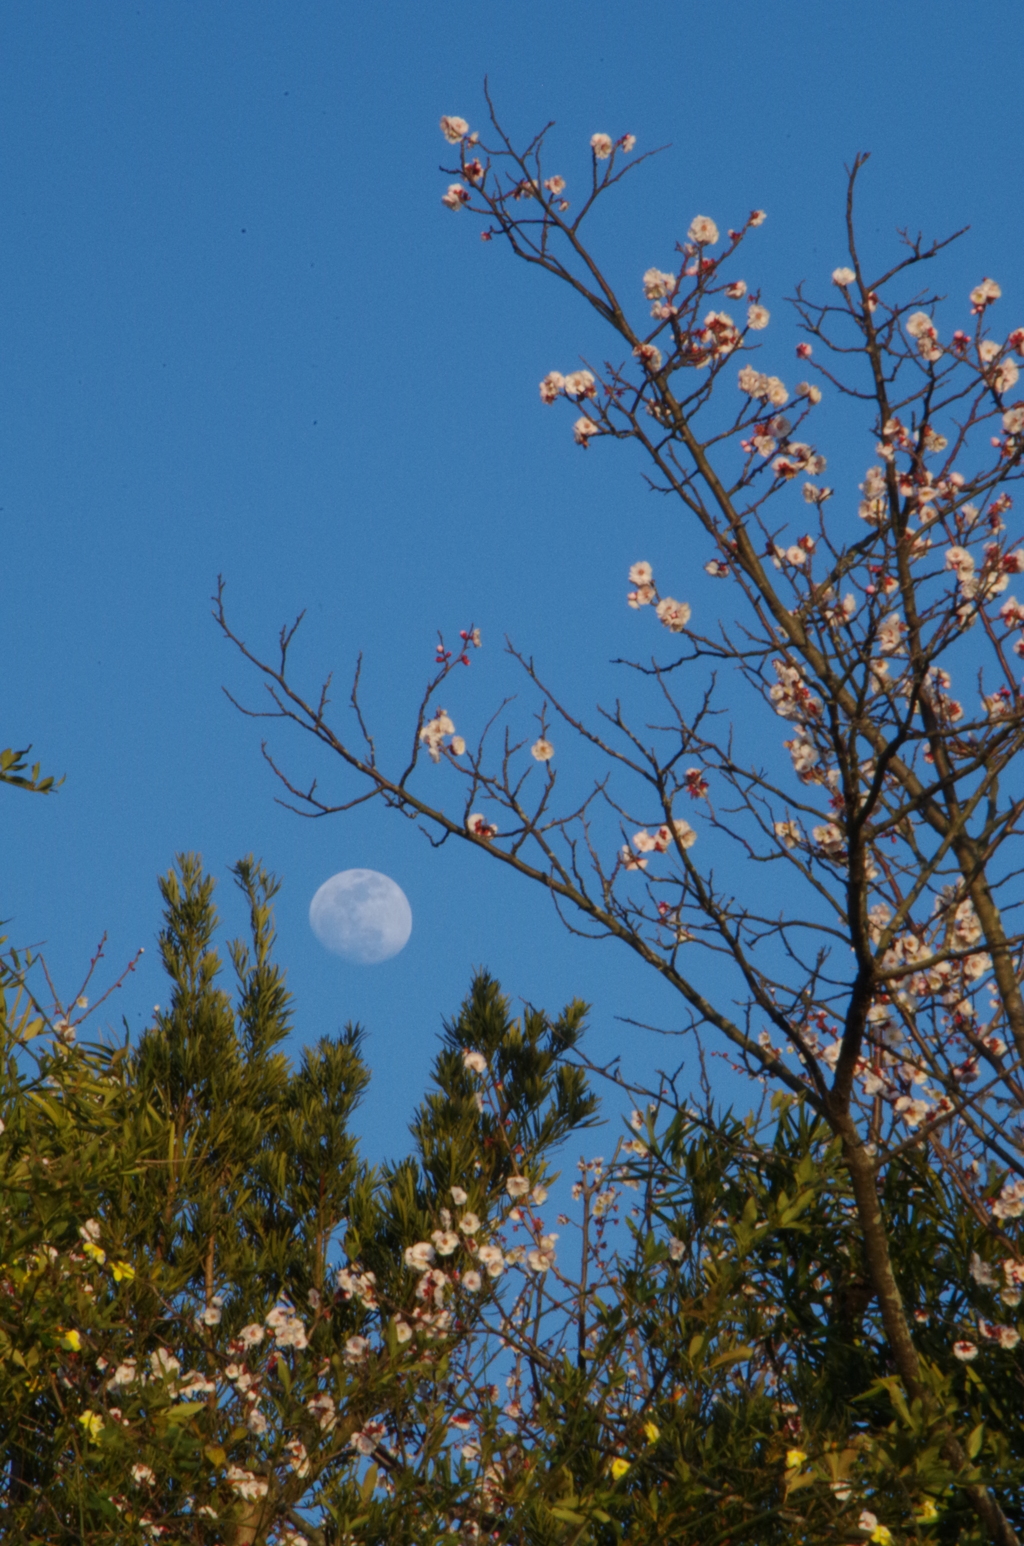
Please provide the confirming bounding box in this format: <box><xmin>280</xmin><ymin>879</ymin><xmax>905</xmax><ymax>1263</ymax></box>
<box><xmin>620</xmin><ymin>818</ymin><xmax>697</xmax><ymax>872</ymax></box>
<box><xmin>538</xmin><ymin>367</ymin><xmax>601</xmax><ymax>445</ymax></box>
<box><xmin>420</xmin><ymin>708</ymin><xmax>466</xmax><ymax>762</ymax></box>
<box><xmin>625</xmin><ymin>560</ymin><xmax>691</xmax><ymax>633</ymax></box>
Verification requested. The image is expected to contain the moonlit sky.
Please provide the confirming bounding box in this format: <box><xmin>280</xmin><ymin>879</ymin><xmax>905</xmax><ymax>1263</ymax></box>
<box><xmin>3</xmin><ymin>2</ymin><xmax>1022</xmax><ymax>1161</ymax></box>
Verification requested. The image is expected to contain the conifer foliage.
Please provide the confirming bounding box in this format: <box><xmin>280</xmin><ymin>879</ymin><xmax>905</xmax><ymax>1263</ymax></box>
<box><xmin>3</xmin><ymin>856</ymin><xmax>1024</xmax><ymax>1544</ymax></box>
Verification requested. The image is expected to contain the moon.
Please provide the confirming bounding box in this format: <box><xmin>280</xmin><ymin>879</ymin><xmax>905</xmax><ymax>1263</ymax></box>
<box><xmin>308</xmin><ymin>869</ymin><xmax>412</xmax><ymax>965</ymax></box>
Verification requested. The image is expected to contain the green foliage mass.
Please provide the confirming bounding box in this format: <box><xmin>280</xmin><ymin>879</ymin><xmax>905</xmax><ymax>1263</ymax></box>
<box><xmin>0</xmin><ymin>857</ymin><xmax>1022</xmax><ymax>1544</ymax></box>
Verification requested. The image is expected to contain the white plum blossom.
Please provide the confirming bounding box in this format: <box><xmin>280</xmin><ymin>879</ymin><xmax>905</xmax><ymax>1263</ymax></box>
<box><xmin>477</xmin><ymin>1243</ymin><xmax>505</xmax><ymax>1278</ymax></box>
<box><xmin>774</xmin><ymin>819</ymin><xmax>801</xmax><ymax>849</ymax></box>
<box><xmin>979</xmin><ymin>1320</ymin><xmax>1021</xmax><ymax>1350</ymax></box>
<box><xmin>643</xmin><ymin>267</ymin><xmax>676</xmax><ymax>300</ymax></box>
<box><xmin>148</xmin><ymin>1348</ymin><xmax>181</xmax><ymax>1381</ymax></box>
<box><xmin>563</xmin><ymin>369</ymin><xmax>596</xmax><ymax>398</ymax></box>
<box><xmin>688</xmin><ymin>215</ymin><xmax>719</xmax><ymax>246</ymax></box>
<box><xmin>668</xmin><ymin>818</ymin><xmax>697</xmax><ymax>849</ymax></box>
<box><xmin>440</xmin><ymin>115</ymin><xmax>470</xmax><ymax>143</ymax></box>
<box><xmin>236</xmin><ymin>1322</ymin><xmax>265</xmax><ymax>1348</ymax></box>
<box><xmin>812</xmin><ymin>823</ymin><xmax>845</xmax><ymax>857</ymax></box>
<box><xmin>432</xmin><ymin>1229</ymin><xmax>460</xmax><ymax>1256</ymax></box>
<box><xmin>265</xmin><ymin>1305</ymin><xmax>307</xmax><ymax>1350</ymax></box>
<box><xmin>876</xmin><ymin>615</ymin><xmax>906</xmax><ymax>655</ymax></box>
<box><xmin>970</xmin><ymin>277</ymin><xmax>1002</xmax><ymax>311</ymax></box>
<box><xmin>832</xmin><ymin>266</ymin><xmax>856</xmax><ymax>287</ymax></box>
<box><xmin>700</xmin><ymin>309</ymin><xmax>740</xmax><ymax>356</ymax></box>
<box><xmin>991</xmin><ymin>358</ymin><xmax>1019</xmax><ymax>393</ymax></box>
<box><xmin>539</xmin><ymin>371</ymin><xmax>564</xmax><ymax>404</ymax></box>
<box><xmin>573</xmin><ymin>416</ymin><xmax>600</xmax><ymax>445</ymax></box>
<box><xmin>463</xmin><ymin>1049</ymin><xmax>487</xmax><ymax>1074</ymax></box>
<box><xmin>737</xmin><ymin>365</ymin><xmax>789</xmax><ymax>405</ymax></box>
<box><xmin>796</xmin><ymin>381</ymin><xmax>823</xmax><ymax>404</ymax></box>
<box><xmin>858</xmin><ymin>465</ymin><xmax>887</xmax><ymax>525</ymax></box>
<box><xmin>420</xmin><ymin>710</ymin><xmax>456</xmax><ymax>762</ymax></box>
<box><xmin>531</xmin><ymin>738</ymin><xmax>554</xmax><ymax>761</ymax></box>
<box><xmin>527</xmin><ymin>1234</ymin><xmax>558</xmax><ymax>1272</ymax></box>
<box><xmin>803</xmin><ymin>482</ymin><xmax>832</xmax><ymax>505</ymax></box>
<box><xmin>627</xmin><ymin>558</ymin><xmax>656</xmax><ymax>607</ymax></box>
<box><xmin>993</xmin><ymin>1176</ymin><xmax>1024</xmax><ymax>1220</ymax></box>
<box><xmin>131</xmin><ymin>1464</ymin><xmax>156</xmax><ymax>1487</ymax></box>
<box><xmin>441</xmin><ymin>183</ymin><xmax>470</xmax><ymax>211</ymax></box>
<box><xmin>460</xmin><ymin>1212</ymin><xmax>481</xmax><ymax>1234</ymax></box>
<box><xmin>199</xmin><ymin>1294</ymin><xmax>224</xmax><ymax>1327</ymax></box>
<box><xmin>350</xmin><ymin>1421</ymin><xmax>386</xmax><ymax>1455</ymax></box>
<box><xmin>227</xmin><ymin>1466</ymin><xmax>268</xmax><ymax>1501</ymax></box>
<box><xmin>906</xmin><ymin>311</ymin><xmax>941</xmax><ymax>361</ymax></box>
<box><xmin>336</xmin><ymin>1265</ymin><xmax>378</xmax><ymax>1307</ymax></box>
<box><xmin>466</xmin><ymin>813</ymin><xmax>498</xmax><ymax>840</ymax></box>
<box><xmin>284</xmin><ymin>1439</ymin><xmax>310</xmax><ymax>1478</ymax></box>
<box><xmin>894</xmin><ymin>1095</ymin><xmax>933</xmax><ymax>1127</ymax></box>
<box><xmin>176</xmin><ymin>1371</ymin><xmax>216</xmax><ymax>1398</ymax></box>
<box><xmin>953</xmin><ymin>1340</ymin><xmax>979</xmax><ymax>1361</ymax></box>
<box><xmin>307</xmin><ymin>1392</ymin><xmax>337</xmax><ymax>1431</ymax></box>
<box><xmin>462</xmin><ymin>1270</ymin><xmax>483</xmax><ymax>1291</ymax></box>
<box><xmin>506</xmin><ymin>1175</ymin><xmax>530</xmax><ymax>1198</ymax></box>
<box><xmin>747</xmin><ymin>304</ymin><xmax>770</xmax><ymax>330</ymax></box>
<box><xmin>655</xmin><ymin>597</ymin><xmax>691</xmax><ymax>632</ymax></box>
<box><xmin>770</xmin><ymin>659</ymin><xmax>821</xmax><ymax>721</ymax></box>
<box><xmin>785</xmin><ymin>735</ymin><xmax>818</xmax><ymax>779</ymax></box>
<box><xmin>590</xmin><ymin>133</ymin><xmax>613</xmax><ymax>159</ymax></box>
<box><xmin>405</xmin><ymin>1241</ymin><xmax>436</xmax><ymax>1271</ymax></box>
<box><xmin>344</xmin><ymin>1335</ymin><xmax>370</xmax><ymax>1363</ymax></box>
<box><xmin>633</xmin><ymin>341</ymin><xmax>663</xmax><ymax>371</ymax></box>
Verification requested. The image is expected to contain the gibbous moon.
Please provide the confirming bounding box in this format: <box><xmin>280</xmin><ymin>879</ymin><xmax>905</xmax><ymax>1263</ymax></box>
<box><xmin>309</xmin><ymin>869</ymin><xmax>412</xmax><ymax>965</ymax></box>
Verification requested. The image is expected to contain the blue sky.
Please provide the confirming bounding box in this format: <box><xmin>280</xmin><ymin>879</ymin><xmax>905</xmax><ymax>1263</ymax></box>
<box><xmin>3</xmin><ymin>1</ymin><xmax>1022</xmax><ymax>1161</ymax></box>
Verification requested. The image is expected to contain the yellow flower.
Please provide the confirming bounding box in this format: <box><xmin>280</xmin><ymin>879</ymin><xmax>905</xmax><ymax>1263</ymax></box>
<box><xmin>610</xmin><ymin>1458</ymin><xmax>631</xmax><ymax>1480</ymax></box>
<box><xmin>915</xmin><ymin>1500</ymin><xmax>939</xmax><ymax>1523</ymax></box>
<box><xmin>82</xmin><ymin>1242</ymin><xmax>106</xmax><ymax>1265</ymax></box>
<box><xmin>643</xmin><ymin>1421</ymin><xmax>660</xmax><ymax>1444</ymax></box>
<box><xmin>111</xmin><ymin>1260</ymin><xmax>135</xmax><ymax>1283</ymax></box>
<box><xmin>871</xmin><ymin>1527</ymin><xmax>893</xmax><ymax>1546</ymax></box>
<box><xmin>785</xmin><ymin>1448</ymin><xmax>808</xmax><ymax>1470</ymax></box>
<box><xmin>78</xmin><ymin>1411</ymin><xmax>104</xmax><ymax>1442</ymax></box>
<box><xmin>60</xmin><ymin>1329</ymin><xmax>82</xmax><ymax>1352</ymax></box>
